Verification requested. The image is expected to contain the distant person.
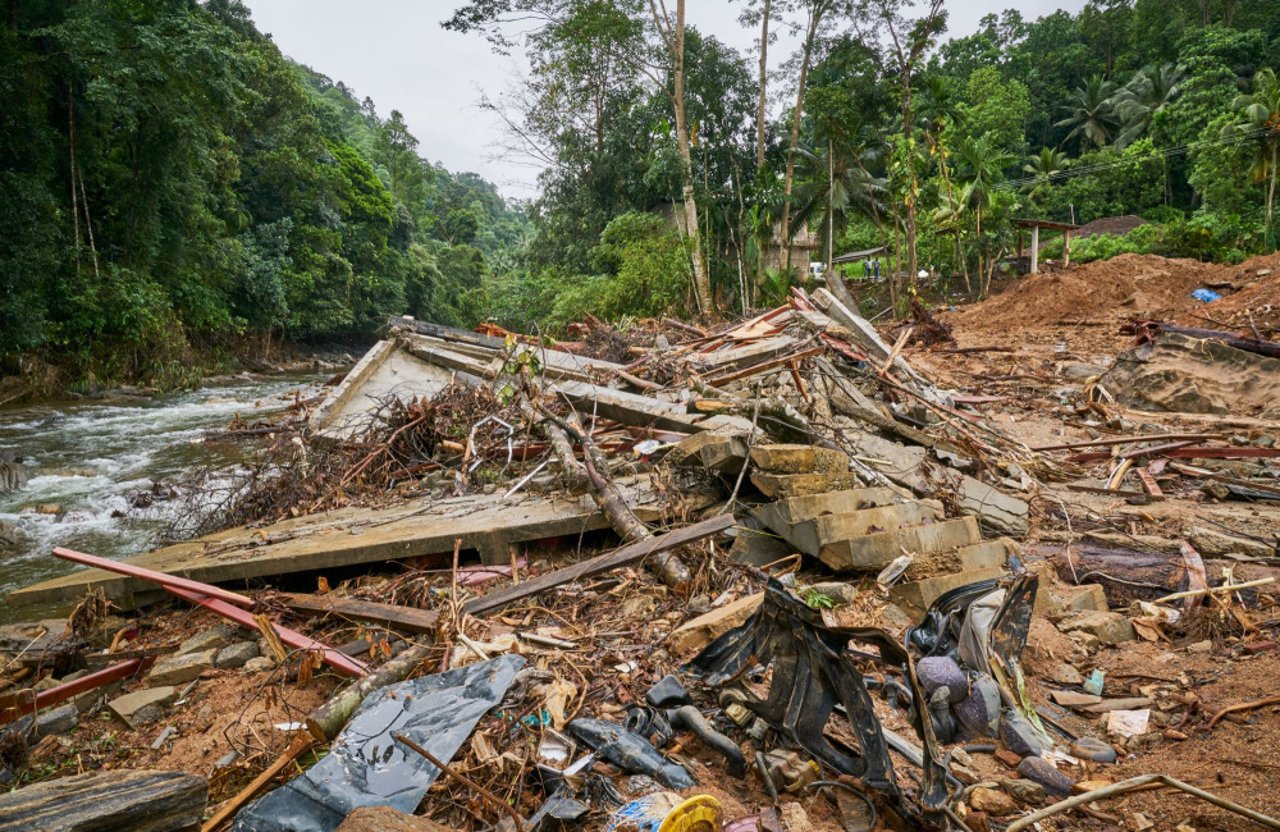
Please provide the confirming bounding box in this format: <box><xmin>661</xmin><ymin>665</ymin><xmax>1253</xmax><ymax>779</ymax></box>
<box><xmin>873</xmin><ymin>259</ymin><xmax>880</xmax><ymax>280</ymax></box>
<box><xmin>863</xmin><ymin>259</ymin><xmax>871</xmax><ymax>278</ymax></box>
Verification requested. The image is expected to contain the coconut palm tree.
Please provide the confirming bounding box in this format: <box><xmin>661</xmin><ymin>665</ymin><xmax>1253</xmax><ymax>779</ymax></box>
<box><xmin>1022</xmin><ymin>147</ymin><xmax>1070</xmax><ymax>201</ymax></box>
<box><xmin>1056</xmin><ymin>75</ymin><xmax>1120</xmax><ymax>150</ymax></box>
<box><xmin>1224</xmin><ymin>68</ymin><xmax>1280</xmax><ymax>250</ymax></box>
<box><xmin>1112</xmin><ymin>63</ymin><xmax>1186</xmax><ymax>147</ymax></box>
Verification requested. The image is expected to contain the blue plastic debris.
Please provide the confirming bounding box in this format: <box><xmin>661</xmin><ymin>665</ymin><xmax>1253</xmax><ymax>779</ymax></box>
<box><xmin>1083</xmin><ymin>669</ymin><xmax>1105</xmax><ymax>696</ymax></box>
<box><xmin>1191</xmin><ymin>288</ymin><xmax>1222</xmax><ymax>303</ymax></box>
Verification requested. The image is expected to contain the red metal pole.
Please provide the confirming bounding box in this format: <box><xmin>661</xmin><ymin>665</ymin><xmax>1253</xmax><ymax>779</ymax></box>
<box><xmin>0</xmin><ymin>658</ymin><xmax>150</xmax><ymax>725</ymax></box>
<box><xmin>165</xmin><ymin>587</ymin><xmax>367</xmax><ymax>678</ymax></box>
<box><xmin>53</xmin><ymin>547</ymin><xmax>255</xmax><ymax>608</ymax></box>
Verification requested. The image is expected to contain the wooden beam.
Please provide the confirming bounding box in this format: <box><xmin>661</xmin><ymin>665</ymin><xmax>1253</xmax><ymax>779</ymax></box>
<box><xmin>0</xmin><ymin>769</ymin><xmax>207</xmax><ymax>832</ymax></box>
<box><xmin>1031</xmin><ymin>433</ymin><xmax>1222</xmax><ymax>452</ymax></box>
<box><xmin>281</xmin><ymin>593</ymin><xmax>440</xmax><ymax>634</ymax></box>
<box><xmin>200</xmin><ymin>735</ymin><xmax>313</xmax><ymax>832</ymax></box>
<box><xmin>462</xmin><ymin>514</ymin><xmax>735</xmax><ymax>616</ymax></box>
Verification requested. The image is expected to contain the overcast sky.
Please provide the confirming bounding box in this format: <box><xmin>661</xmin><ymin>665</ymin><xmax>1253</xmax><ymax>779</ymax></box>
<box><xmin>242</xmin><ymin>1</ymin><xmax>1088</xmax><ymax>200</ymax></box>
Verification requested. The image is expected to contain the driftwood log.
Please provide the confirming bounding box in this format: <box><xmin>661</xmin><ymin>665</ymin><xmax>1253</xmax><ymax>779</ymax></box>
<box><xmin>0</xmin><ymin>769</ymin><xmax>206</xmax><ymax>832</ymax></box>
<box><xmin>306</xmin><ymin>643</ymin><xmax>431</xmax><ymax>741</ymax></box>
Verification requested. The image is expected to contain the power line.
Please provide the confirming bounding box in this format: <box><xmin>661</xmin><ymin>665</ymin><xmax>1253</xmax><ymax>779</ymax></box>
<box><xmin>995</xmin><ymin>125</ymin><xmax>1271</xmax><ymax>191</ymax></box>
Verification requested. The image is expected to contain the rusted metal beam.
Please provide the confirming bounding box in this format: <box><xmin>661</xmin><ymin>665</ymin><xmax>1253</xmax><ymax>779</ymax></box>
<box><xmin>0</xmin><ymin>658</ymin><xmax>150</xmax><ymax>724</ymax></box>
<box><xmin>164</xmin><ymin>587</ymin><xmax>367</xmax><ymax>677</ymax></box>
<box><xmin>52</xmin><ymin>547</ymin><xmax>253</xmax><ymax>607</ymax></box>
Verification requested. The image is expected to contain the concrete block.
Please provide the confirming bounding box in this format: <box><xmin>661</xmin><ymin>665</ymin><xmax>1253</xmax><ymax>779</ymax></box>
<box><xmin>820</xmin><ymin>516</ymin><xmax>982</xmax><ymax>571</ymax></box>
<box><xmin>750</xmin><ymin>471</ymin><xmax>858</xmax><ymax>499</ymax></box>
<box><xmin>763</xmin><ymin>502</ymin><xmax>941</xmax><ymax>558</ymax></box>
<box><xmin>728</xmin><ymin>527</ymin><xmax>793</xmax><ymax>567</ymax></box>
<box><xmin>953</xmin><ymin>475</ymin><xmax>1029</xmax><ymax>536</ymax></box>
<box><xmin>753</xmin><ymin>488</ymin><xmax>901</xmax><ymax>525</ymax></box>
<box><xmin>908</xmin><ymin>538</ymin><xmax>1014</xmax><ymax>580</ymax></box>
<box><xmin>148</xmin><ymin>649</ymin><xmax>216</xmax><ymax>686</ymax></box>
<box><xmin>668</xmin><ymin>593</ymin><xmax>762</xmax><ymax>655</ymax></box>
<box><xmin>749</xmin><ymin>444</ymin><xmax>848</xmax><ymax>474</ymax></box>
<box><xmin>890</xmin><ymin>566</ymin><xmax>1007</xmax><ymax>616</ymax></box>
<box><xmin>109</xmin><ymin>686</ymin><xmax>177</xmax><ymax>729</ymax></box>
<box><xmin>671</xmin><ymin>432</ymin><xmax>749</xmax><ymax>474</ymax></box>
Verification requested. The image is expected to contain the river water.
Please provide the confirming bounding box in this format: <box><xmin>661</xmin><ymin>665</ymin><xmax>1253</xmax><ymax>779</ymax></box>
<box><xmin>0</xmin><ymin>375</ymin><xmax>325</xmax><ymax>621</ymax></box>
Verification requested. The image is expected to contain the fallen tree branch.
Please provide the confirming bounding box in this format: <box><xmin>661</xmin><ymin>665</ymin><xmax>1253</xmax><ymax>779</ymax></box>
<box><xmin>395</xmin><ymin>732</ymin><xmax>526</xmax><ymax>831</ymax></box>
<box><xmin>1208</xmin><ymin>693</ymin><xmax>1280</xmax><ymax>730</ymax></box>
<box><xmin>305</xmin><ymin>643</ymin><xmax>432</xmax><ymax>741</ymax></box>
<box><xmin>1005</xmin><ymin>773</ymin><xmax>1280</xmax><ymax>832</ymax></box>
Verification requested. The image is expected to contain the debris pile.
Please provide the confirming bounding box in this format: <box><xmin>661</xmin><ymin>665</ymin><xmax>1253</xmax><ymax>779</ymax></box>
<box><xmin>2</xmin><ymin>267</ymin><xmax>1279</xmax><ymax>831</ymax></box>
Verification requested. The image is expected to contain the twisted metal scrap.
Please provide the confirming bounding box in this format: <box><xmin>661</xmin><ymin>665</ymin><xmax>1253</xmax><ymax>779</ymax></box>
<box><xmin>688</xmin><ymin>579</ymin><xmax>949</xmax><ymax>821</ymax></box>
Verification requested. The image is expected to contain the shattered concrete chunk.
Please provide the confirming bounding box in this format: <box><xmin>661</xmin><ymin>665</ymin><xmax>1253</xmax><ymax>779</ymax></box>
<box><xmin>749</xmin><ymin>443</ymin><xmax>848</xmax><ymax>474</ymax></box>
<box><xmin>1056</xmin><ymin>610</ymin><xmax>1136</xmax><ymax>645</ymax></box>
<box><xmin>750</xmin><ymin>470</ymin><xmax>858</xmax><ymax>499</ymax></box>
<box><xmin>148</xmin><ymin>649</ymin><xmax>216</xmax><ymax>686</ymax></box>
<box><xmin>109</xmin><ymin>686</ymin><xmax>177</xmax><ymax>729</ymax></box>
<box><xmin>177</xmin><ymin>624</ymin><xmax>237</xmax><ymax>656</ymax></box>
<box><xmin>214</xmin><ymin>641</ymin><xmax>261</xmax><ymax>669</ymax></box>
<box><xmin>668</xmin><ymin>593</ymin><xmax>763</xmax><ymax>655</ymax></box>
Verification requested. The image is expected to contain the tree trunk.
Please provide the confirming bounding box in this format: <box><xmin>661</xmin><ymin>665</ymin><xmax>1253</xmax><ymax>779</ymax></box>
<box><xmin>672</xmin><ymin>0</ymin><xmax>713</xmax><ymax>312</ymax></box>
<box><xmin>306</xmin><ymin>643</ymin><xmax>431</xmax><ymax>741</ymax></box>
<box><xmin>901</xmin><ymin>90</ymin><xmax>918</xmax><ymax>289</ymax></box>
<box><xmin>779</xmin><ymin>9</ymin><xmax>820</xmax><ymax>275</ymax></box>
<box><xmin>1268</xmin><ymin>142</ymin><xmax>1277</xmax><ymax>252</ymax></box>
<box><xmin>756</xmin><ymin>0</ymin><xmax>771</xmax><ymax>171</ymax></box>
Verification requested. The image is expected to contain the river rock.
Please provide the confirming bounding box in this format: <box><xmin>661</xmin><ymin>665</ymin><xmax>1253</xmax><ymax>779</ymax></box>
<box><xmin>0</xmin><ymin>521</ymin><xmax>21</xmax><ymax>547</ymax></box>
<box><xmin>243</xmin><ymin>656</ymin><xmax>276</xmax><ymax>673</ymax></box>
<box><xmin>1017</xmin><ymin>756</ymin><xmax>1075</xmax><ymax>795</ymax></box>
<box><xmin>1071</xmin><ymin>736</ymin><xmax>1118</xmax><ymax>763</ymax></box>
<box><xmin>918</xmin><ymin>656</ymin><xmax>969</xmax><ymax>704</ymax></box>
<box><xmin>1000</xmin><ymin>710</ymin><xmax>1045</xmax><ymax>758</ymax></box>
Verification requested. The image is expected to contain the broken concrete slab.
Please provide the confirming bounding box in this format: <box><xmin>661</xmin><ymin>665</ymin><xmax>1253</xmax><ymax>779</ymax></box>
<box><xmin>753</xmin><ymin>487</ymin><xmax>902</xmax><ymax>525</ymax></box>
<box><xmin>1187</xmin><ymin>525</ymin><xmax>1274</xmax><ymax>559</ymax></box>
<box><xmin>749</xmin><ymin>443</ymin><xmax>848</xmax><ymax>474</ymax></box>
<box><xmin>670</xmin><ymin>431</ymin><xmax>749</xmax><ymax>473</ymax></box>
<box><xmin>820</xmin><ymin>516</ymin><xmax>983</xmax><ymax>571</ymax></box>
<box><xmin>949</xmin><ymin>473</ymin><xmax>1030</xmax><ymax>536</ymax></box>
<box><xmin>728</xmin><ymin>526</ymin><xmax>793</xmax><ymax>567</ymax></box>
<box><xmin>109</xmin><ymin>686</ymin><xmax>178</xmax><ymax>729</ymax></box>
<box><xmin>9</xmin><ymin>476</ymin><xmax>659</xmax><ymax>608</ymax></box>
<box><xmin>668</xmin><ymin>593</ymin><xmax>764</xmax><ymax>655</ymax></box>
<box><xmin>750</xmin><ymin>470</ymin><xmax>859</xmax><ymax>499</ymax></box>
<box><xmin>890</xmin><ymin>566</ymin><xmax>1007</xmax><ymax>616</ymax></box>
<box><xmin>148</xmin><ymin>650</ymin><xmax>215</xmax><ymax>686</ymax></box>
<box><xmin>756</xmin><ymin>500</ymin><xmax>942</xmax><ymax>558</ymax></box>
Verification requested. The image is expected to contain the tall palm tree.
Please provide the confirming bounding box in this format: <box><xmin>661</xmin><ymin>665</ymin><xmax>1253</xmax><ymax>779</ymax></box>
<box><xmin>1112</xmin><ymin>63</ymin><xmax>1186</xmax><ymax>147</ymax></box>
<box><xmin>1022</xmin><ymin>147</ymin><xmax>1070</xmax><ymax>201</ymax></box>
<box><xmin>1056</xmin><ymin>75</ymin><xmax>1120</xmax><ymax>150</ymax></box>
<box><xmin>1224</xmin><ymin>68</ymin><xmax>1280</xmax><ymax>250</ymax></box>
<box><xmin>955</xmin><ymin>134</ymin><xmax>1015</xmax><ymax>296</ymax></box>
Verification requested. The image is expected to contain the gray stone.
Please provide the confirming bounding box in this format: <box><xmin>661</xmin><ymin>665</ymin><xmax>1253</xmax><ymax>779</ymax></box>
<box><xmin>1056</xmin><ymin>610</ymin><xmax>1136</xmax><ymax>645</ymax></box>
<box><xmin>917</xmin><ymin>656</ymin><xmax>968</xmax><ymax>704</ymax></box>
<box><xmin>109</xmin><ymin>686</ymin><xmax>177</xmax><ymax>729</ymax></box>
<box><xmin>1049</xmin><ymin>662</ymin><xmax>1084</xmax><ymax>686</ymax></box>
<box><xmin>956</xmin><ymin>674</ymin><xmax>1001</xmax><ymax>738</ymax></box>
<box><xmin>1187</xmin><ymin>526</ymin><xmax>1274</xmax><ymax>559</ymax></box>
<box><xmin>214</xmin><ymin>641</ymin><xmax>260</xmax><ymax>669</ymax></box>
<box><xmin>1001</xmin><ymin>778</ymin><xmax>1047</xmax><ymax>805</ymax></box>
<box><xmin>1060</xmin><ymin>362</ymin><xmax>1109</xmax><ymax>381</ymax></box>
<box><xmin>1017</xmin><ymin>756</ymin><xmax>1075</xmax><ymax>795</ymax></box>
<box><xmin>1000</xmin><ymin>710</ymin><xmax>1046</xmax><ymax>758</ymax></box>
<box><xmin>148</xmin><ymin>649</ymin><xmax>216</xmax><ymax>686</ymax></box>
<box><xmin>1070</xmin><ymin>736</ymin><xmax>1117</xmax><ymax>763</ymax></box>
<box><xmin>729</xmin><ymin>526</ymin><xmax>793</xmax><ymax>568</ymax></box>
<box><xmin>178</xmin><ymin>624</ymin><xmax>237</xmax><ymax>656</ymax></box>
<box><xmin>243</xmin><ymin>656</ymin><xmax>276</xmax><ymax>673</ymax></box>
<box><xmin>0</xmin><ymin>704</ymin><xmax>78</xmax><ymax>745</ymax></box>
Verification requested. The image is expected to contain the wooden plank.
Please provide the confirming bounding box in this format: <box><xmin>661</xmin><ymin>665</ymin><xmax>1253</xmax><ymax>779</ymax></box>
<box><xmin>461</xmin><ymin>514</ymin><xmax>734</xmax><ymax>616</ymax></box>
<box><xmin>200</xmin><ymin>735</ymin><xmax>313</xmax><ymax>832</ymax></box>
<box><xmin>691</xmin><ymin>335</ymin><xmax>798</xmax><ymax>369</ymax></box>
<box><xmin>703</xmin><ymin>346</ymin><xmax>825</xmax><ymax>385</ymax></box>
<box><xmin>554</xmin><ymin>379</ymin><xmax>755</xmax><ymax>434</ymax></box>
<box><xmin>1032</xmin><ymin>433</ymin><xmax>1222</xmax><ymax>452</ymax></box>
<box><xmin>0</xmin><ymin>769</ymin><xmax>207</xmax><ymax>832</ymax></box>
<box><xmin>9</xmin><ymin>477</ymin><xmax>657</xmax><ymax>608</ymax></box>
<box><xmin>282</xmin><ymin>593</ymin><xmax>440</xmax><ymax>634</ymax></box>
<box><xmin>1137</xmin><ymin>467</ymin><xmax>1164</xmax><ymax>498</ymax></box>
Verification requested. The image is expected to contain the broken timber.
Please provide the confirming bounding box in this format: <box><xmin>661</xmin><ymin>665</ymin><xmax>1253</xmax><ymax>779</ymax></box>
<box><xmin>462</xmin><ymin>514</ymin><xmax>734</xmax><ymax>616</ymax></box>
<box><xmin>281</xmin><ymin>593</ymin><xmax>440</xmax><ymax>634</ymax></box>
<box><xmin>0</xmin><ymin>769</ymin><xmax>207</xmax><ymax>832</ymax></box>
<box><xmin>9</xmin><ymin>477</ymin><xmax>659</xmax><ymax>609</ymax></box>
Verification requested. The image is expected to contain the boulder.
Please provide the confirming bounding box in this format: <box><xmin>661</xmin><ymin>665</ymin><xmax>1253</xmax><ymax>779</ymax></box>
<box><xmin>917</xmin><ymin>656</ymin><xmax>968</xmax><ymax>704</ymax></box>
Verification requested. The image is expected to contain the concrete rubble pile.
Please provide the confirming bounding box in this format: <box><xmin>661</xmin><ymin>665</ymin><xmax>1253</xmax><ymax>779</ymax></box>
<box><xmin>1</xmin><ymin>283</ymin><xmax>1279</xmax><ymax>832</ymax></box>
